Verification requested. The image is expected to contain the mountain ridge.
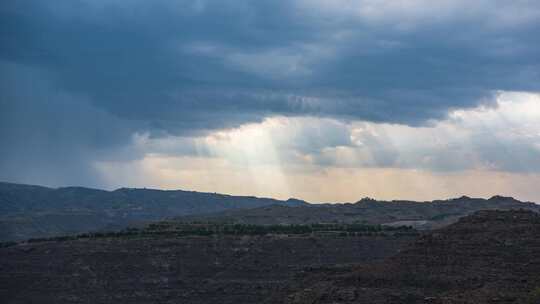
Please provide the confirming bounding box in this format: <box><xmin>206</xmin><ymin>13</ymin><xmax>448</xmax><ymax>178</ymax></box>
<box><xmin>175</xmin><ymin>194</ymin><xmax>540</xmax><ymax>229</ymax></box>
<box><xmin>1</xmin><ymin>181</ymin><xmax>539</xmax><ymax>241</ymax></box>
<box><xmin>0</xmin><ymin>181</ymin><xmax>307</xmax><ymax>241</ymax></box>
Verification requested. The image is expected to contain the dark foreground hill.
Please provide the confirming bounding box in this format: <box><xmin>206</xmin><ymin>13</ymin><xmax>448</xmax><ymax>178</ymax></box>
<box><xmin>0</xmin><ymin>225</ymin><xmax>416</xmax><ymax>303</ymax></box>
<box><xmin>177</xmin><ymin>195</ymin><xmax>540</xmax><ymax>229</ymax></box>
<box><xmin>0</xmin><ymin>182</ymin><xmax>306</xmax><ymax>241</ymax></box>
<box><xmin>1</xmin><ymin>210</ymin><xmax>539</xmax><ymax>303</ymax></box>
<box><xmin>276</xmin><ymin>210</ymin><xmax>540</xmax><ymax>304</ymax></box>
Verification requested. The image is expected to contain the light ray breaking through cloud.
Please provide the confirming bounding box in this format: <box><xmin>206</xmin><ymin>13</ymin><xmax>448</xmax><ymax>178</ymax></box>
<box><xmin>1</xmin><ymin>1</ymin><xmax>540</xmax><ymax>202</ymax></box>
<box><xmin>94</xmin><ymin>92</ymin><xmax>540</xmax><ymax>202</ymax></box>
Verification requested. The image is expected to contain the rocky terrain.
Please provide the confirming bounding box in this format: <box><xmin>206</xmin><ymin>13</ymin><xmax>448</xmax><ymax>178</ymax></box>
<box><xmin>2</xmin><ymin>209</ymin><xmax>540</xmax><ymax>303</ymax></box>
<box><xmin>3</xmin><ymin>182</ymin><xmax>540</xmax><ymax>303</ymax></box>
<box><xmin>0</xmin><ymin>182</ymin><xmax>306</xmax><ymax>241</ymax></box>
<box><xmin>0</xmin><ymin>228</ymin><xmax>415</xmax><ymax>303</ymax></box>
<box><xmin>277</xmin><ymin>210</ymin><xmax>540</xmax><ymax>304</ymax></box>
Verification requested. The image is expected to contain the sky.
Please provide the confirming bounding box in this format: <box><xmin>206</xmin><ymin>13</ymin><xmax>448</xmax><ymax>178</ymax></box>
<box><xmin>1</xmin><ymin>0</ymin><xmax>540</xmax><ymax>203</ymax></box>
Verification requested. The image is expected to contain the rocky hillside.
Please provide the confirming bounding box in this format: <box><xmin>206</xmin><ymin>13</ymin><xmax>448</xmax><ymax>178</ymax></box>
<box><xmin>0</xmin><ymin>182</ymin><xmax>306</xmax><ymax>241</ymax></box>
<box><xmin>279</xmin><ymin>210</ymin><xmax>540</xmax><ymax>304</ymax></box>
<box><xmin>177</xmin><ymin>196</ymin><xmax>540</xmax><ymax>229</ymax></box>
<box><xmin>2</xmin><ymin>210</ymin><xmax>539</xmax><ymax>303</ymax></box>
<box><xmin>0</xmin><ymin>227</ymin><xmax>415</xmax><ymax>303</ymax></box>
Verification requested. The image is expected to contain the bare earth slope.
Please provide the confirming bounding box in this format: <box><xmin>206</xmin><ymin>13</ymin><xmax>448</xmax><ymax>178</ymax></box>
<box><xmin>0</xmin><ymin>231</ymin><xmax>415</xmax><ymax>304</ymax></box>
<box><xmin>2</xmin><ymin>210</ymin><xmax>539</xmax><ymax>303</ymax></box>
<box><xmin>280</xmin><ymin>210</ymin><xmax>540</xmax><ymax>304</ymax></box>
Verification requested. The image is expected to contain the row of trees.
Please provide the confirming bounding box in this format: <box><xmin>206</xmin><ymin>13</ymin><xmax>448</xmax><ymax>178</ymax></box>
<box><xmin>12</xmin><ymin>222</ymin><xmax>415</xmax><ymax>245</ymax></box>
<box><xmin>146</xmin><ymin>222</ymin><xmax>414</xmax><ymax>236</ymax></box>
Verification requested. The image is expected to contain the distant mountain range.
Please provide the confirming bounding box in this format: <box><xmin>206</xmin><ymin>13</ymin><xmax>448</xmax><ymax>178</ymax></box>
<box><xmin>175</xmin><ymin>195</ymin><xmax>540</xmax><ymax>229</ymax></box>
<box><xmin>1</xmin><ymin>181</ymin><xmax>539</xmax><ymax>242</ymax></box>
<box><xmin>0</xmin><ymin>182</ymin><xmax>306</xmax><ymax>241</ymax></box>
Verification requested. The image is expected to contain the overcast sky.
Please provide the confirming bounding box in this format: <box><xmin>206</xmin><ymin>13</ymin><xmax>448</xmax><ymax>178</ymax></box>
<box><xmin>1</xmin><ymin>1</ymin><xmax>540</xmax><ymax>202</ymax></box>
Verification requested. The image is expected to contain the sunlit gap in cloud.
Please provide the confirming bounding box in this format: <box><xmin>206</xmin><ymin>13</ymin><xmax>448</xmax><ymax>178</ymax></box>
<box><xmin>203</xmin><ymin>120</ymin><xmax>292</xmax><ymax>198</ymax></box>
<box><xmin>95</xmin><ymin>119</ymin><xmax>293</xmax><ymax>199</ymax></box>
<box><xmin>95</xmin><ymin>91</ymin><xmax>540</xmax><ymax>203</ymax></box>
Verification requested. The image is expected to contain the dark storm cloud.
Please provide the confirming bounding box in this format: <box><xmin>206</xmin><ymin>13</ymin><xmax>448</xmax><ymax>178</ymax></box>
<box><xmin>1</xmin><ymin>0</ymin><xmax>540</xmax><ymax>186</ymax></box>
<box><xmin>3</xmin><ymin>0</ymin><xmax>540</xmax><ymax>130</ymax></box>
<box><xmin>0</xmin><ymin>61</ymin><xmax>142</xmax><ymax>187</ymax></box>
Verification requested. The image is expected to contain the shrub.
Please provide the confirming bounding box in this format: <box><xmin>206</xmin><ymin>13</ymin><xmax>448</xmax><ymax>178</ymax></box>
<box><xmin>526</xmin><ymin>287</ymin><xmax>540</xmax><ymax>304</ymax></box>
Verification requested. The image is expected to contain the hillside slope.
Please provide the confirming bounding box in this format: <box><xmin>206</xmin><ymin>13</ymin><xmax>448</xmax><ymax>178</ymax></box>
<box><xmin>279</xmin><ymin>210</ymin><xmax>540</xmax><ymax>304</ymax></box>
<box><xmin>0</xmin><ymin>228</ymin><xmax>415</xmax><ymax>303</ymax></box>
<box><xmin>0</xmin><ymin>182</ymin><xmax>306</xmax><ymax>241</ymax></box>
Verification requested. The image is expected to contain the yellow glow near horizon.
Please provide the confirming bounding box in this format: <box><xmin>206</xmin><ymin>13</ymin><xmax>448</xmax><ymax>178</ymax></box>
<box><xmin>201</xmin><ymin>118</ymin><xmax>292</xmax><ymax>198</ymax></box>
<box><xmin>95</xmin><ymin>91</ymin><xmax>540</xmax><ymax>203</ymax></box>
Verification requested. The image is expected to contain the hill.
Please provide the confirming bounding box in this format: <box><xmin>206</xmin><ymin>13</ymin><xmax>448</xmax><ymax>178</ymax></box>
<box><xmin>278</xmin><ymin>210</ymin><xmax>540</xmax><ymax>304</ymax></box>
<box><xmin>0</xmin><ymin>224</ymin><xmax>416</xmax><ymax>303</ymax></box>
<box><xmin>176</xmin><ymin>195</ymin><xmax>540</xmax><ymax>229</ymax></box>
<box><xmin>2</xmin><ymin>210</ymin><xmax>539</xmax><ymax>303</ymax></box>
<box><xmin>2</xmin><ymin>181</ymin><xmax>539</xmax><ymax>242</ymax></box>
<box><xmin>0</xmin><ymin>181</ymin><xmax>306</xmax><ymax>241</ymax></box>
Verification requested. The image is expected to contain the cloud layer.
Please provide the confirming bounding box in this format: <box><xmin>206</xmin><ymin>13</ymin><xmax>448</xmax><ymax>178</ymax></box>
<box><xmin>3</xmin><ymin>1</ymin><xmax>540</xmax><ymax>128</ymax></box>
<box><xmin>1</xmin><ymin>1</ymin><xmax>540</xmax><ymax>199</ymax></box>
<box><xmin>129</xmin><ymin>92</ymin><xmax>540</xmax><ymax>170</ymax></box>
<box><xmin>94</xmin><ymin>92</ymin><xmax>540</xmax><ymax>202</ymax></box>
